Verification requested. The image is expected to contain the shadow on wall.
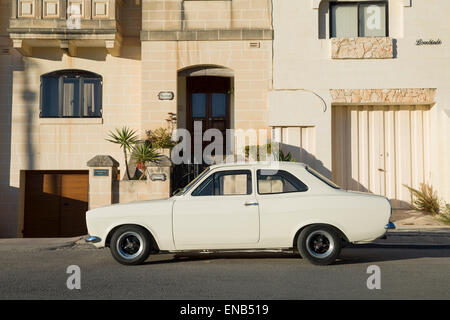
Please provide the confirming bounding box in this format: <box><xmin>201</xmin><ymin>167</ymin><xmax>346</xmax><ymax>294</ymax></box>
<box><xmin>21</xmin><ymin>58</ymin><xmax>37</xmax><ymax>171</ymax></box>
<box><xmin>278</xmin><ymin>143</ymin><xmax>411</xmax><ymax>204</ymax></box>
<box><xmin>281</xmin><ymin>143</ymin><xmax>411</xmax><ymax>207</ymax></box>
<box><xmin>0</xmin><ymin>48</ymin><xmax>38</xmax><ymax>237</ymax></box>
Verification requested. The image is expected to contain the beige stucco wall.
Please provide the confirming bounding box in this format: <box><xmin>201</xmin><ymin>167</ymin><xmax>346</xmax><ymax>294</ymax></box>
<box><xmin>2</xmin><ymin>47</ymin><xmax>142</xmax><ymax>236</ymax></box>
<box><xmin>141</xmin><ymin>40</ymin><xmax>272</xmax><ymax>132</ymax></box>
<box><xmin>0</xmin><ymin>0</ymin><xmax>273</xmax><ymax>237</ymax></box>
<box><xmin>0</xmin><ymin>1</ymin><xmax>143</xmax><ymax>236</ymax></box>
<box><xmin>142</xmin><ymin>0</ymin><xmax>272</xmax><ymax>31</ymax></box>
<box><xmin>271</xmin><ymin>0</ymin><xmax>450</xmax><ymax>202</ymax></box>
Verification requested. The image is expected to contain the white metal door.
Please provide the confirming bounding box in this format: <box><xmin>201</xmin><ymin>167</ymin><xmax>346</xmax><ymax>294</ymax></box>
<box><xmin>332</xmin><ymin>105</ymin><xmax>431</xmax><ymax>209</ymax></box>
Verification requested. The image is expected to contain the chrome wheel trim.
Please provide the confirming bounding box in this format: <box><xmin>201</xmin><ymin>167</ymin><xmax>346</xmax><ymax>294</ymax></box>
<box><xmin>116</xmin><ymin>231</ymin><xmax>144</xmax><ymax>260</ymax></box>
<box><xmin>305</xmin><ymin>230</ymin><xmax>335</xmax><ymax>259</ymax></box>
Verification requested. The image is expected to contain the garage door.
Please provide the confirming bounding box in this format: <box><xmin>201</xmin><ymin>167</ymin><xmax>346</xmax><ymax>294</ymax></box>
<box><xmin>23</xmin><ymin>171</ymin><xmax>89</xmax><ymax>237</ymax></box>
<box><xmin>332</xmin><ymin>105</ymin><xmax>431</xmax><ymax>209</ymax></box>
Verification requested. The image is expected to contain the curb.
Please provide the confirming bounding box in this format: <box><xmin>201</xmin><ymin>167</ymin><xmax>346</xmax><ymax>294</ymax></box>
<box><xmin>351</xmin><ymin>243</ymin><xmax>450</xmax><ymax>249</ymax></box>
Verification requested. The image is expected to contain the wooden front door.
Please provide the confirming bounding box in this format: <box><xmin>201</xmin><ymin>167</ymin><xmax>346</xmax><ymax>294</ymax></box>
<box><xmin>24</xmin><ymin>171</ymin><xmax>89</xmax><ymax>237</ymax></box>
<box><xmin>187</xmin><ymin>76</ymin><xmax>231</xmax><ymax>162</ymax></box>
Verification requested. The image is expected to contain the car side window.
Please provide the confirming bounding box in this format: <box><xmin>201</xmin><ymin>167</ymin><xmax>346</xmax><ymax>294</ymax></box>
<box><xmin>192</xmin><ymin>170</ymin><xmax>252</xmax><ymax>196</ymax></box>
<box><xmin>257</xmin><ymin>169</ymin><xmax>308</xmax><ymax>195</ymax></box>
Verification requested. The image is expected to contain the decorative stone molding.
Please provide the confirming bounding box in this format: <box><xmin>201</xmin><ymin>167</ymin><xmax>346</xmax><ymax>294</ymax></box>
<box><xmin>87</xmin><ymin>155</ymin><xmax>119</xmax><ymax>167</ymax></box>
<box><xmin>140</xmin><ymin>29</ymin><xmax>273</xmax><ymax>41</ymax></box>
<box><xmin>331</xmin><ymin>37</ymin><xmax>393</xmax><ymax>59</ymax></box>
<box><xmin>330</xmin><ymin>89</ymin><xmax>437</xmax><ymax>105</ymax></box>
<box><xmin>10</xmin><ymin>0</ymin><xmax>122</xmax><ymax>57</ymax></box>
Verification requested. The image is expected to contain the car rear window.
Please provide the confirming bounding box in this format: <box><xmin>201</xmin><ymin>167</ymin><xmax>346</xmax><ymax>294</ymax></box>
<box><xmin>257</xmin><ymin>169</ymin><xmax>308</xmax><ymax>194</ymax></box>
<box><xmin>305</xmin><ymin>167</ymin><xmax>341</xmax><ymax>189</ymax></box>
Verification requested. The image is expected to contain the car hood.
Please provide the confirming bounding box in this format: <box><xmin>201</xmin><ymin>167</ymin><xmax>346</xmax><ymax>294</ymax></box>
<box><xmin>86</xmin><ymin>198</ymin><xmax>175</xmax><ymax>218</ymax></box>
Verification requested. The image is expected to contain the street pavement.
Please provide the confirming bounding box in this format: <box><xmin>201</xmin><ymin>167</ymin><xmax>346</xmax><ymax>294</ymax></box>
<box><xmin>0</xmin><ymin>232</ymin><xmax>449</xmax><ymax>300</ymax></box>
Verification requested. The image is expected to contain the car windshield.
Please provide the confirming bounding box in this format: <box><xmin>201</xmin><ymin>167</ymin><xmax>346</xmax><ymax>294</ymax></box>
<box><xmin>173</xmin><ymin>167</ymin><xmax>210</xmax><ymax>196</ymax></box>
<box><xmin>305</xmin><ymin>166</ymin><xmax>341</xmax><ymax>189</ymax></box>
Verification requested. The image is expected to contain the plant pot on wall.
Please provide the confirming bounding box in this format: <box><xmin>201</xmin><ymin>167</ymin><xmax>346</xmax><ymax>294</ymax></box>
<box><xmin>136</xmin><ymin>162</ymin><xmax>144</xmax><ymax>170</ymax></box>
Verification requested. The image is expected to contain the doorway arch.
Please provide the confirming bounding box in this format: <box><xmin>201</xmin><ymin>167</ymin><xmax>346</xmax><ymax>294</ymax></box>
<box><xmin>177</xmin><ymin>65</ymin><xmax>234</xmax><ymax>161</ymax></box>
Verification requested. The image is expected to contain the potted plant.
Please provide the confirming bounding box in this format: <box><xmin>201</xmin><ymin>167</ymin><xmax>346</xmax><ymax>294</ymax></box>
<box><xmin>131</xmin><ymin>141</ymin><xmax>161</xmax><ymax>180</ymax></box>
<box><xmin>106</xmin><ymin>126</ymin><xmax>138</xmax><ymax>180</ymax></box>
<box><xmin>146</xmin><ymin>127</ymin><xmax>177</xmax><ymax>157</ymax></box>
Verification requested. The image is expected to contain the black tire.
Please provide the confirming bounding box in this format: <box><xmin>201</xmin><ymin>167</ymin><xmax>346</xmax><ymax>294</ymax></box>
<box><xmin>110</xmin><ymin>225</ymin><xmax>152</xmax><ymax>265</ymax></box>
<box><xmin>297</xmin><ymin>225</ymin><xmax>342</xmax><ymax>266</ymax></box>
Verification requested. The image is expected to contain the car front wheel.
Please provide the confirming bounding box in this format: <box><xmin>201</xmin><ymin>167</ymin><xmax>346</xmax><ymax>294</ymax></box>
<box><xmin>110</xmin><ymin>225</ymin><xmax>151</xmax><ymax>265</ymax></box>
<box><xmin>297</xmin><ymin>225</ymin><xmax>342</xmax><ymax>265</ymax></box>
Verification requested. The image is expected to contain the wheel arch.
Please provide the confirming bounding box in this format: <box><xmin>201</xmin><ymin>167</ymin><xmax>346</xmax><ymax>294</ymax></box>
<box><xmin>105</xmin><ymin>223</ymin><xmax>160</xmax><ymax>252</ymax></box>
<box><xmin>292</xmin><ymin>223</ymin><xmax>350</xmax><ymax>249</ymax></box>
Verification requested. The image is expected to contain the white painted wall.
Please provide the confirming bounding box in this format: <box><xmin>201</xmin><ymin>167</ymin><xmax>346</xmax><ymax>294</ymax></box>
<box><xmin>271</xmin><ymin>0</ymin><xmax>450</xmax><ymax>202</ymax></box>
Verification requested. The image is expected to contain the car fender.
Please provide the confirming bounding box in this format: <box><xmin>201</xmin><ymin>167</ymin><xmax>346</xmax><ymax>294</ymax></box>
<box><xmin>99</xmin><ymin>219</ymin><xmax>163</xmax><ymax>250</ymax></box>
<box><xmin>291</xmin><ymin>218</ymin><xmax>351</xmax><ymax>243</ymax></box>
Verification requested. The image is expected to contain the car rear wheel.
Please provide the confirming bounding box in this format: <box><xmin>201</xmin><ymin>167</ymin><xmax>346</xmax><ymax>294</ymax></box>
<box><xmin>110</xmin><ymin>225</ymin><xmax>151</xmax><ymax>265</ymax></box>
<box><xmin>297</xmin><ymin>225</ymin><xmax>342</xmax><ymax>265</ymax></box>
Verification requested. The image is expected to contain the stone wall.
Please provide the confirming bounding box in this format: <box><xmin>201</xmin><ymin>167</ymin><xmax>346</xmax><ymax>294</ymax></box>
<box><xmin>142</xmin><ymin>0</ymin><xmax>271</xmax><ymax>31</ymax></box>
<box><xmin>331</xmin><ymin>37</ymin><xmax>394</xmax><ymax>59</ymax></box>
<box><xmin>330</xmin><ymin>89</ymin><xmax>437</xmax><ymax>104</ymax></box>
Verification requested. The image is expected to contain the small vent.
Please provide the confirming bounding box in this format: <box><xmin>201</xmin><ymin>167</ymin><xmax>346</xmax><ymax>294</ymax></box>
<box><xmin>1</xmin><ymin>48</ymin><xmax>10</xmax><ymax>55</ymax></box>
<box><xmin>249</xmin><ymin>42</ymin><xmax>260</xmax><ymax>48</ymax></box>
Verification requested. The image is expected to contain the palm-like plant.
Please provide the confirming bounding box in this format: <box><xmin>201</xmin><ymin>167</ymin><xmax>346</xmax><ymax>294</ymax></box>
<box><xmin>131</xmin><ymin>141</ymin><xmax>161</xmax><ymax>180</ymax></box>
<box><xmin>106</xmin><ymin>127</ymin><xmax>139</xmax><ymax>180</ymax></box>
<box><xmin>404</xmin><ymin>183</ymin><xmax>441</xmax><ymax>215</ymax></box>
<box><xmin>278</xmin><ymin>150</ymin><xmax>297</xmax><ymax>162</ymax></box>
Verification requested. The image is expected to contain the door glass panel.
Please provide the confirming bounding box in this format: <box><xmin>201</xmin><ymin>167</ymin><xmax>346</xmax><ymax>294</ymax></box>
<box><xmin>211</xmin><ymin>93</ymin><xmax>227</xmax><ymax>117</ymax></box>
<box><xmin>192</xmin><ymin>93</ymin><xmax>206</xmax><ymax>118</ymax></box>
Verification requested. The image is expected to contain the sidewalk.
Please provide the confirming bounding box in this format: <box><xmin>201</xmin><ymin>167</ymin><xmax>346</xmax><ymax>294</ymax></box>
<box><xmin>392</xmin><ymin>209</ymin><xmax>449</xmax><ymax>227</ymax></box>
<box><xmin>0</xmin><ymin>236</ymin><xmax>85</xmax><ymax>252</ymax></box>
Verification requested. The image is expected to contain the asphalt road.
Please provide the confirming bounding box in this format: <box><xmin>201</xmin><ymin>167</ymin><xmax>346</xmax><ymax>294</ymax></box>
<box><xmin>0</xmin><ymin>243</ymin><xmax>449</xmax><ymax>300</ymax></box>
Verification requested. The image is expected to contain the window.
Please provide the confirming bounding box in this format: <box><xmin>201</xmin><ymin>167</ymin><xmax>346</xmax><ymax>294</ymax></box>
<box><xmin>40</xmin><ymin>70</ymin><xmax>102</xmax><ymax>118</ymax></box>
<box><xmin>330</xmin><ymin>2</ymin><xmax>388</xmax><ymax>38</ymax></box>
<box><xmin>192</xmin><ymin>170</ymin><xmax>252</xmax><ymax>196</ymax></box>
<box><xmin>257</xmin><ymin>170</ymin><xmax>308</xmax><ymax>195</ymax></box>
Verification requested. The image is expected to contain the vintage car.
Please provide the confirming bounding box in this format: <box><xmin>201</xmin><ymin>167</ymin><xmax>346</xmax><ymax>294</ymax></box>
<box><xmin>85</xmin><ymin>162</ymin><xmax>395</xmax><ymax>265</ymax></box>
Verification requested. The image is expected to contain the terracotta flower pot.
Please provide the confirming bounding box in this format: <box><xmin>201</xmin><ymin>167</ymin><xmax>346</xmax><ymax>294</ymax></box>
<box><xmin>136</xmin><ymin>162</ymin><xmax>144</xmax><ymax>170</ymax></box>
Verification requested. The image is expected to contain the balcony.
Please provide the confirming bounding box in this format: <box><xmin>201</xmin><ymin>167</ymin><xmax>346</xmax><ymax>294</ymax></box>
<box><xmin>8</xmin><ymin>0</ymin><xmax>122</xmax><ymax>56</ymax></box>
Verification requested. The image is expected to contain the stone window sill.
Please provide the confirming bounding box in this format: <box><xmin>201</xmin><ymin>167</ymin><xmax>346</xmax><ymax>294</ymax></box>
<box><xmin>331</xmin><ymin>37</ymin><xmax>394</xmax><ymax>59</ymax></box>
<box><xmin>39</xmin><ymin>118</ymin><xmax>103</xmax><ymax>125</ymax></box>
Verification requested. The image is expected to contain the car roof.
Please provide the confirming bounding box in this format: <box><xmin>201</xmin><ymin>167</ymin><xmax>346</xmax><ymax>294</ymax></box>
<box><xmin>208</xmin><ymin>161</ymin><xmax>308</xmax><ymax>171</ymax></box>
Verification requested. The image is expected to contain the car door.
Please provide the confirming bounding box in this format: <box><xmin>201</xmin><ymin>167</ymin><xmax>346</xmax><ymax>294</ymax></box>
<box><xmin>172</xmin><ymin>169</ymin><xmax>260</xmax><ymax>250</ymax></box>
<box><xmin>255</xmin><ymin>168</ymin><xmax>310</xmax><ymax>247</ymax></box>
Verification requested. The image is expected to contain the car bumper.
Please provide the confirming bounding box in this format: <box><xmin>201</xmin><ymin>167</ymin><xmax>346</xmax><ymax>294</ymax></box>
<box><xmin>85</xmin><ymin>236</ymin><xmax>102</xmax><ymax>243</ymax></box>
<box><xmin>385</xmin><ymin>222</ymin><xmax>396</xmax><ymax>230</ymax></box>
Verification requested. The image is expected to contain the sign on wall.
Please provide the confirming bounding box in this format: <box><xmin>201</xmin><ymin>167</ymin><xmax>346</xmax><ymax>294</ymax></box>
<box><xmin>158</xmin><ymin>91</ymin><xmax>174</xmax><ymax>100</ymax></box>
<box><xmin>93</xmin><ymin>169</ymin><xmax>109</xmax><ymax>177</ymax></box>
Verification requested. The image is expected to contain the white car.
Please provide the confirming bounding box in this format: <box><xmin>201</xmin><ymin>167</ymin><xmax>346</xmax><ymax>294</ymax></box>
<box><xmin>86</xmin><ymin>162</ymin><xmax>394</xmax><ymax>265</ymax></box>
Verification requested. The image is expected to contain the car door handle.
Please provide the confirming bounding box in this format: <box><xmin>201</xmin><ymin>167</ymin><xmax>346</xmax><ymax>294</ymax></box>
<box><xmin>244</xmin><ymin>201</ymin><xmax>259</xmax><ymax>206</ymax></box>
